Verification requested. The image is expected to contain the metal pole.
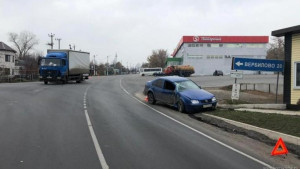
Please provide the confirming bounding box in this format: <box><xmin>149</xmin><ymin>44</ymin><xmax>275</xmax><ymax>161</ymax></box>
<box><xmin>48</xmin><ymin>33</ymin><xmax>55</xmax><ymax>49</ymax></box>
<box><xmin>94</xmin><ymin>55</ymin><xmax>96</xmax><ymax>76</ymax></box>
<box><xmin>235</xmin><ymin>70</ymin><xmax>237</xmax><ymax>84</ymax></box>
<box><xmin>275</xmin><ymin>72</ymin><xmax>279</xmax><ymax>103</ymax></box>
<box><xmin>55</xmin><ymin>38</ymin><xmax>61</xmax><ymax>49</ymax></box>
<box><xmin>106</xmin><ymin>56</ymin><xmax>109</xmax><ymax>76</ymax></box>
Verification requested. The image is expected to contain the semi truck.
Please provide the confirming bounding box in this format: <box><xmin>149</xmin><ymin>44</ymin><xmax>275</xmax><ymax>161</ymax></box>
<box><xmin>164</xmin><ymin>65</ymin><xmax>195</xmax><ymax>77</ymax></box>
<box><xmin>39</xmin><ymin>49</ymin><xmax>90</xmax><ymax>84</ymax></box>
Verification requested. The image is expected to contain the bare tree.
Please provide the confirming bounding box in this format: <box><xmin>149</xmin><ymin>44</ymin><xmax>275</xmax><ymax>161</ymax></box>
<box><xmin>267</xmin><ymin>37</ymin><xmax>284</xmax><ymax>60</ymax></box>
<box><xmin>8</xmin><ymin>31</ymin><xmax>39</xmax><ymax>59</ymax></box>
<box><xmin>147</xmin><ymin>49</ymin><xmax>168</xmax><ymax>68</ymax></box>
<box><xmin>141</xmin><ymin>62</ymin><xmax>149</xmax><ymax>68</ymax></box>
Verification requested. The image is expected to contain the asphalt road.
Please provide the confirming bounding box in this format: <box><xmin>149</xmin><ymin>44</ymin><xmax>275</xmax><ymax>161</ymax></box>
<box><xmin>0</xmin><ymin>76</ymin><xmax>277</xmax><ymax>169</ymax></box>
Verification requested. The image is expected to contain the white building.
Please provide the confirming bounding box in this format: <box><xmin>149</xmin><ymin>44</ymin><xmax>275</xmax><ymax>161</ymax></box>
<box><xmin>170</xmin><ymin>36</ymin><xmax>269</xmax><ymax>75</ymax></box>
<box><xmin>0</xmin><ymin>42</ymin><xmax>17</xmax><ymax>75</ymax></box>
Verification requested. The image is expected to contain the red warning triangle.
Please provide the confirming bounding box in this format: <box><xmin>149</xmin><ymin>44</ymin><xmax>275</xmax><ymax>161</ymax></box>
<box><xmin>271</xmin><ymin>137</ymin><xmax>288</xmax><ymax>156</ymax></box>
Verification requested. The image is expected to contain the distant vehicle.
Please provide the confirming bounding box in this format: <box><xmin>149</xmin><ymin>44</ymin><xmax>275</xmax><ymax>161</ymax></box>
<box><xmin>143</xmin><ymin>76</ymin><xmax>217</xmax><ymax>113</ymax></box>
<box><xmin>213</xmin><ymin>70</ymin><xmax>223</xmax><ymax>76</ymax></box>
<box><xmin>164</xmin><ymin>65</ymin><xmax>195</xmax><ymax>77</ymax></box>
<box><xmin>39</xmin><ymin>50</ymin><xmax>90</xmax><ymax>84</ymax></box>
<box><xmin>140</xmin><ymin>68</ymin><xmax>162</xmax><ymax>76</ymax></box>
<box><xmin>153</xmin><ymin>72</ymin><xmax>165</xmax><ymax>76</ymax></box>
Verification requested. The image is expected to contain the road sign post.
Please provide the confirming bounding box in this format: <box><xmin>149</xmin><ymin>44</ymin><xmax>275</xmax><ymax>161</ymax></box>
<box><xmin>232</xmin><ymin>58</ymin><xmax>284</xmax><ymax>103</ymax></box>
<box><xmin>231</xmin><ymin>83</ymin><xmax>240</xmax><ymax>100</ymax></box>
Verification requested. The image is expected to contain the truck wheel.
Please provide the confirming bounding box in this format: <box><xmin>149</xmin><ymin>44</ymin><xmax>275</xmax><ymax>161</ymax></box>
<box><xmin>76</xmin><ymin>80</ymin><xmax>81</xmax><ymax>83</ymax></box>
<box><xmin>44</xmin><ymin>81</ymin><xmax>48</xmax><ymax>84</ymax></box>
<box><xmin>62</xmin><ymin>76</ymin><xmax>68</xmax><ymax>84</ymax></box>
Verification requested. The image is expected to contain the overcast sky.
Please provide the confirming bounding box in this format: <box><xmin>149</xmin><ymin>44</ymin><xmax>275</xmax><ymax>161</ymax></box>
<box><xmin>0</xmin><ymin>0</ymin><xmax>299</xmax><ymax>67</ymax></box>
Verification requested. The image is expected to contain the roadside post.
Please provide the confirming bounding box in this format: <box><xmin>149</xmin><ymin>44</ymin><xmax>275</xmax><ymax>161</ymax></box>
<box><xmin>232</xmin><ymin>57</ymin><xmax>284</xmax><ymax>103</ymax></box>
<box><xmin>230</xmin><ymin>70</ymin><xmax>243</xmax><ymax>102</ymax></box>
<box><xmin>231</xmin><ymin>83</ymin><xmax>240</xmax><ymax>101</ymax></box>
<box><xmin>276</xmin><ymin>72</ymin><xmax>280</xmax><ymax>103</ymax></box>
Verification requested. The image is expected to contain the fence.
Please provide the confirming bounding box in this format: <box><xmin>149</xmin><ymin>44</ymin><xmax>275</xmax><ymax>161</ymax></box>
<box><xmin>0</xmin><ymin>69</ymin><xmax>39</xmax><ymax>83</ymax></box>
<box><xmin>240</xmin><ymin>83</ymin><xmax>283</xmax><ymax>95</ymax></box>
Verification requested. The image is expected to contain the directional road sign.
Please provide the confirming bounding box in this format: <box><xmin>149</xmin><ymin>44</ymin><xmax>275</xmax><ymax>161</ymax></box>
<box><xmin>232</xmin><ymin>58</ymin><xmax>284</xmax><ymax>72</ymax></box>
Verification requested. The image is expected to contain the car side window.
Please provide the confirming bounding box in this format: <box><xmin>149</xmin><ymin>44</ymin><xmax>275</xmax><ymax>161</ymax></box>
<box><xmin>164</xmin><ymin>80</ymin><xmax>175</xmax><ymax>91</ymax></box>
<box><xmin>152</xmin><ymin>79</ymin><xmax>164</xmax><ymax>88</ymax></box>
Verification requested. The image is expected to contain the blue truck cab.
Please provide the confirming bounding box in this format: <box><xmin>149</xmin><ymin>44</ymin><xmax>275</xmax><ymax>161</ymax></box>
<box><xmin>39</xmin><ymin>50</ymin><xmax>90</xmax><ymax>84</ymax></box>
<box><xmin>39</xmin><ymin>52</ymin><xmax>68</xmax><ymax>84</ymax></box>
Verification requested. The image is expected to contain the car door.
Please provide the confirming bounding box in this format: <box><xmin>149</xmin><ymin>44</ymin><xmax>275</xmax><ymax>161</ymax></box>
<box><xmin>151</xmin><ymin>79</ymin><xmax>164</xmax><ymax>101</ymax></box>
<box><xmin>161</xmin><ymin>80</ymin><xmax>176</xmax><ymax>105</ymax></box>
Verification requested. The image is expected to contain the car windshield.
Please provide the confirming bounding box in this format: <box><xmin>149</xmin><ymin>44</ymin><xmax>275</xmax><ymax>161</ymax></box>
<box><xmin>175</xmin><ymin>80</ymin><xmax>200</xmax><ymax>92</ymax></box>
<box><xmin>40</xmin><ymin>58</ymin><xmax>61</xmax><ymax>66</ymax></box>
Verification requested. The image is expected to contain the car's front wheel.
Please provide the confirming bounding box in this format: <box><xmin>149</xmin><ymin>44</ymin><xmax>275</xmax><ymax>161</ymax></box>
<box><xmin>178</xmin><ymin>100</ymin><xmax>185</xmax><ymax>113</ymax></box>
<box><xmin>147</xmin><ymin>92</ymin><xmax>156</xmax><ymax>105</ymax></box>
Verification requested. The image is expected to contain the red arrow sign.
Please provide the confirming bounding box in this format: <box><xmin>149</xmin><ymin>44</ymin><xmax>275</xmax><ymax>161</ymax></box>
<box><xmin>271</xmin><ymin>138</ymin><xmax>288</xmax><ymax>156</ymax></box>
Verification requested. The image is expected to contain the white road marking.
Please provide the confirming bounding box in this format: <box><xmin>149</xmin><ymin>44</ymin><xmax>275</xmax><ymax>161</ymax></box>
<box><xmin>83</xmin><ymin>88</ymin><xmax>109</xmax><ymax>169</ymax></box>
<box><xmin>119</xmin><ymin>79</ymin><xmax>274</xmax><ymax>169</ymax></box>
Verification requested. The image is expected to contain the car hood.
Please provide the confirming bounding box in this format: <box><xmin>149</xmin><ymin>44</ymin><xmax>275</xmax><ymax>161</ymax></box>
<box><xmin>179</xmin><ymin>89</ymin><xmax>214</xmax><ymax>100</ymax></box>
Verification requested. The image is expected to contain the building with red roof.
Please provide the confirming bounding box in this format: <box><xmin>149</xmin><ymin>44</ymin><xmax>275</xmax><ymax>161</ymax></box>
<box><xmin>169</xmin><ymin>36</ymin><xmax>269</xmax><ymax>75</ymax></box>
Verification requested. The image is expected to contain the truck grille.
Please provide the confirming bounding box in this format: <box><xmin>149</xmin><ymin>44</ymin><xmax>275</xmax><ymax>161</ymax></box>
<box><xmin>41</xmin><ymin>70</ymin><xmax>58</xmax><ymax>76</ymax></box>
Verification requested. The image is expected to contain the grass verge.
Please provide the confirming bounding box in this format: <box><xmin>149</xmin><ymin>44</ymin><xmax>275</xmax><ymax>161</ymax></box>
<box><xmin>206</xmin><ymin>109</ymin><xmax>300</xmax><ymax>137</ymax></box>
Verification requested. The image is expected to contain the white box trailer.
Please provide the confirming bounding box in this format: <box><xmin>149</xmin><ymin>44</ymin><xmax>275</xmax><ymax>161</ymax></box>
<box><xmin>48</xmin><ymin>49</ymin><xmax>90</xmax><ymax>76</ymax></box>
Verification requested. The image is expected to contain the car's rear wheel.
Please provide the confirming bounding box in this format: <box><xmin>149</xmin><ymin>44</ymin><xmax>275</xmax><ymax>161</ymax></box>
<box><xmin>147</xmin><ymin>92</ymin><xmax>156</xmax><ymax>105</ymax></box>
<box><xmin>178</xmin><ymin>100</ymin><xmax>185</xmax><ymax>113</ymax></box>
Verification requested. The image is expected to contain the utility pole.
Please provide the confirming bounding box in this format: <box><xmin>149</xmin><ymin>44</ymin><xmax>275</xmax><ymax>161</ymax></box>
<box><xmin>106</xmin><ymin>56</ymin><xmax>109</xmax><ymax>76</ymax></box>
<box><xmin>48</xmin><ymin>33</ymin><xmax>55</xmax><ymax>49</ymax></box>
<box><xmin>55</xmin><ymin>38</ymin><xmax>62</xmax><ymax>49</ymax></box>
<box><xmin>68</xmin><ymin>44</ymin><xmax>75</xmax><ymax>50</ymax></box>
<box><xmin>93</xmin><ymin>55</ymin><xmax>96</xmax><ymax>76</ymax></box>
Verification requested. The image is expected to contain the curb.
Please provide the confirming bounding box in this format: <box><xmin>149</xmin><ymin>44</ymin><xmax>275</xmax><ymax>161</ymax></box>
<box><xmin>192</xmin><ymin>113</ymin><xmax>300</xmax><ymax>156</ymax></box>
<box><xmin>218</xmin><ymin>104</ymin><xmax>286</xmax><ymax>110</ymax></box>
<box><xmin>204</xmin><ymin>114</ymin><xmax>300</xmax><ymax>145</ymax></box>
<box><xmin>235</xmin><ymin>108</ymin><xmax>300</xmax><ymax>116</ymax></box>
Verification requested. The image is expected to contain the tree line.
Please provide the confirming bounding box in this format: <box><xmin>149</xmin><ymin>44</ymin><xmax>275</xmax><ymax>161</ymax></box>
<box><xmin>142</xmin><ymin>49</ymin><xmax>168</xmax><ymax>68</ymax></box>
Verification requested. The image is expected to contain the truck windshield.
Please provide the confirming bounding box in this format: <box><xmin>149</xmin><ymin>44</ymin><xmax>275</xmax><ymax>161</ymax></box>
<box><xmin>41</xmin><ymin>58</ymin><xmax>61</xmax><ymax>66</ymax></box>
<box><xmin>175</xmin><ymin>80</ymin><xmax>200</xmax><ymax>92</ymax></box>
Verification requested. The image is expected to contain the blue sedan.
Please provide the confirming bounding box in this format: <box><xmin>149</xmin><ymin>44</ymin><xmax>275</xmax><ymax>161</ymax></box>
<box><xmin>143</xmin><ymin>76</ymin><xmax>217</xmax><ymax>113</ymax></box>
